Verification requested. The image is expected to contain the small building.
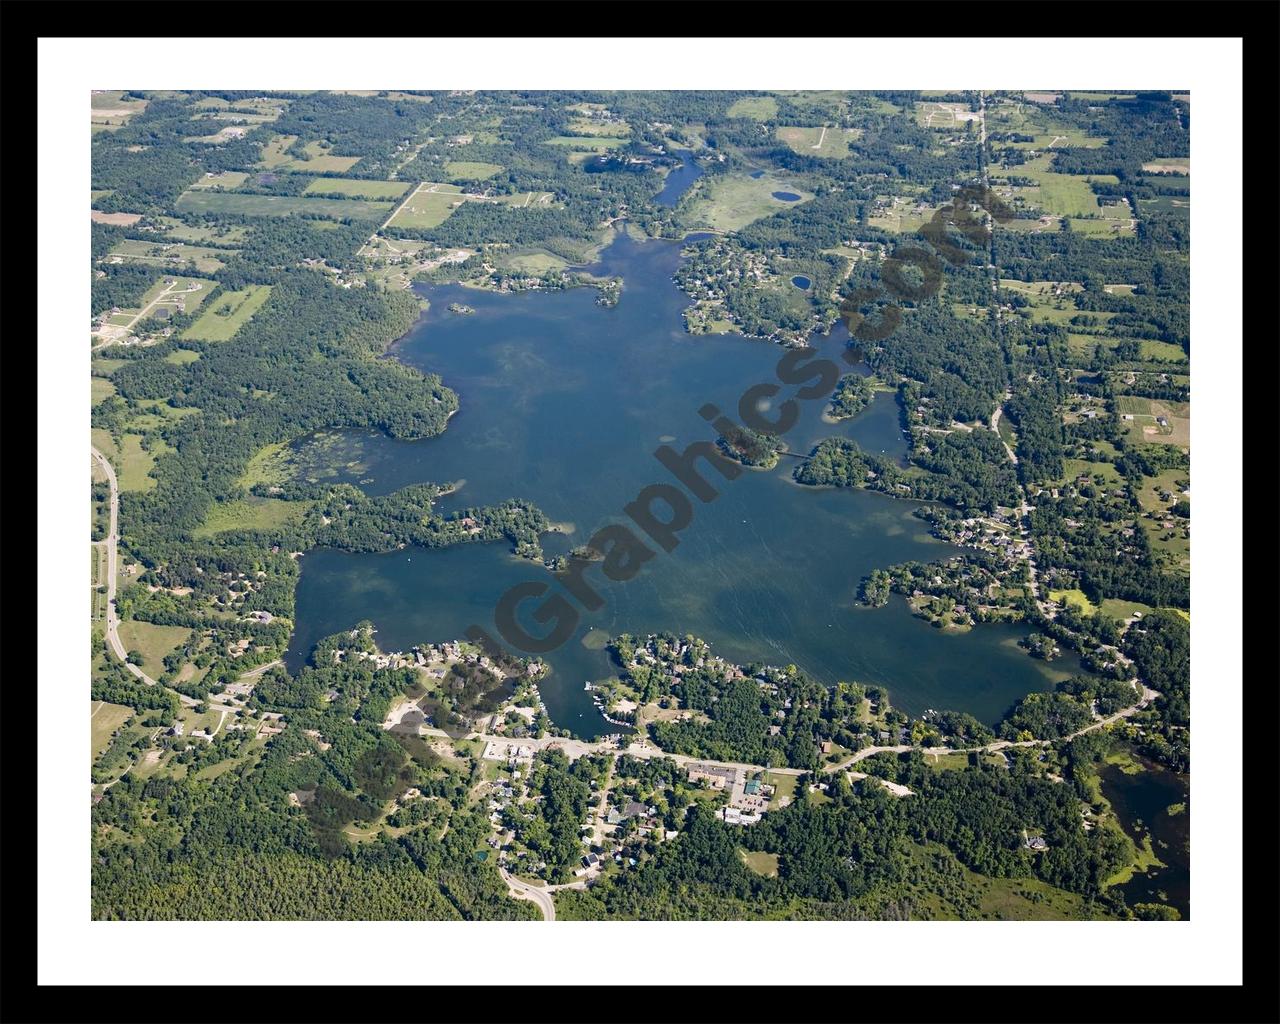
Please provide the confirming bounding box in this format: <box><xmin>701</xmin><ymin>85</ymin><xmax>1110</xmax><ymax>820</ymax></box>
<box><xmin>743</xmin><ymin>779</ymin><xmax>761</xmax><ymax>797</ymax></box>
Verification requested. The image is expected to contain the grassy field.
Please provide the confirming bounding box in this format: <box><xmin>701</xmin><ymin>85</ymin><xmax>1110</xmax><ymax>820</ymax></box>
<box><xmin>384</xmin><ymin>182</ymin><xmax>464</xmax><ymax>229</ymax></box>
<box><xmin>302</xmin><ymin>177</ymin><xmax>411</xmax><ymax>199</ymax></box>
<box><xmin>444</xmin><ymin>161</ymin><xmax>504</xmax><ymax>181</ymax></box>
<box><xmin>175</xmin><ymin>191</ymin><xmax>392</xmax><ymax>222</ymax></box>
<box><xmin>116</xmin><ymin>621</ymin><xmax>191</xmax><ymax>677</ymax></box>
<box><xmin>237</xmin><ymin>441</ymin><xmax>293</xmax><ymax>489</ymax></box>
<box><xmin>106</xmin><ymin>242</ymin><xmax>231</xmax><ymax>275</ymax></box>
<box><xmin>868</xmin><ymin>197</ymin><xmax>937</xmax><ymax>234</ymax></box>
<box><xmin>739</xmin><ymin>850</ymin><xmax>779</xmax><ymax>877</ymax></box>
<box><xmin>1118</xmin><ymin>397</ymin><xmax>1190</xmax><ymax>447</ymax></box>
<box><xmin>91</xmin><ymin>702</ymin><xmax>135</xmax><ymax>760</ymax></box>
<box><xmin>194</xmin><ymin>496</ymin><xmax>312</xmax><ymax>538</ymax></box>
<box><xmin>1049</xmin><ymin>588</ymin><xmax>1098</xmax><ymax>615</ymax></box>
<box><xmin>544</xmin><ymin>135</ymin><xmax>629</xmax><ymax>151</ymax></box>
<box><xmin>91</xmin><ymin>90</ymin><xmax>148</xmax><ymax>130</ymax></box>
<box><xmin>116</xmin><ymin>434</ymin><xmax>170</xmax><ymax>492</ymax></box>
<box><xmin>504</xmin><ymin>251</ymin><xmax>571</xmax><ymax>274</ymax></box>
<box><xmin>1099</xmin><ymin>598</ymin><xmax>1153</xmax><ymax>621</ymax></box>
<box><xmin>776</xmin><ymin>125</ymin><xmax>857</xmax><ymax>158</ymax></box>
<box><xmin>565</xmin><ymin>118</ymin><xmax>630</xmax><ymax>137</ymax></box>
<box><xmin>1007</xmin><ymin>155</ymin><xmax>1117</xmax><ymax>218</ymax></box>
<box><xmin>726</xmin><ymin>96</ymin><xmax>779</xmax><ymax>120</ymax></box>
<box><xmin>680</xmin><ymin>173</ymin><xmax>813</xmax><ymax>232</ymax></box>
<box><xmin>764</xmin><ymin>772</ymin><xmax>798</xmax><ymax>809</ymax></box>
<box><xmin>164</xmin><ymin>349</ymin><xmax>202</xmax><ymax>365</ymax></box>
<box><xmin>92</xmin><ymin>378</ymin><xmax>116</xmax><ymax>405</ymax></box>
<box><xmin>183</xmin><ymin>285</ymin><xmax>273</xmax><ymax>342</ymax></box>
<box><xmin>189</xmin><ymin>170</ymin><xmax>251</xmax><ymax>191</ymax></box>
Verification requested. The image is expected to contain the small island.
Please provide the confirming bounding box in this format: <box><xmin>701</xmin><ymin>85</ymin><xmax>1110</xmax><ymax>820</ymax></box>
<box><xmin>824</xmin><ymin>373</ymin><xmax>875</xmax><ymax>422</ymax></box>
<box><xmin>717</xmin><ymin>424</ymin><xmax>786</xmax><ymax>470</ymax></box>
<box><xmin>448</xmin><ymin>302</ymin><xmax>475</xmax><ymax>315</ymax></box>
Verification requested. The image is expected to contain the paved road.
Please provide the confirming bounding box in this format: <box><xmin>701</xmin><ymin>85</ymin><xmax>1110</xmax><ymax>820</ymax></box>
<box><xmin>500</xmin><ymin>867</ymin><xmax>556</xmax><ymax>921</ymax></box>
<box><xmin>92</xmin><ymin>446</ymin><xmax>158</xmax><ymax>687</ymax></box>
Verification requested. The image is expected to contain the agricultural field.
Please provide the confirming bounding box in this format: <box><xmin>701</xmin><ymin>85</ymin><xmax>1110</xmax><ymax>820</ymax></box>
<box><xmin>302</xmin><ymin>178</ymin><xmax>411</xmax><ymax>199</ymax></box>
<box><xmin>175</xmin><ymin>190</ymin><xmax>392</xmax><ymax>222</ymax></box>
<box><xmin>91</xmin><ymin>210</ymin><xmax>142</xmax><ymax>226</ymax></box>
<box><xmin>443</xmin><ymin>161</ymin><xmax>504</xmax><ymax>181</ymax></box>
<box><xmin>726</xmin><ymin>96</ymin><xmax>779</xmax><ymax>120</ymax></box>
<box><xmin>183</xmin><ymin>285</ymin><xmax>274</xmax><ymax>342</ymax></box>
<box><xmin>91</xmin><ymin>90</ymin><xmax>148</xmax><ymax>131</ymax></box>
<box><xmin>1142</xmin><ymin>159</ymin><xmax>1190</xmax><ymax>175</ymax></box>
<box><xmin>679</xmin><ymin>173</ymin><xmax>813</xmax><ymax>233</ymax></box>
<box><xmin>776</xmin><ymin>125</ymin><xmax>859</xmax><ymax>158</ymax></box>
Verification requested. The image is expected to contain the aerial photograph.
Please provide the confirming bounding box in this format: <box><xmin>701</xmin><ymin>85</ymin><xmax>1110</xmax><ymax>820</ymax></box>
<box><xmin>88</xmin><ymin>87</ymin><xmax>1192</xmax><ymax>923</ymax></box>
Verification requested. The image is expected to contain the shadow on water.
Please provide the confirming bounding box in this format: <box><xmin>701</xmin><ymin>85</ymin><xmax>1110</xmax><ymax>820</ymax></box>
<box><xmin>288</xmin><ymin>231</ymin><xmax>1088</xmax><ymax>738</ymax></box>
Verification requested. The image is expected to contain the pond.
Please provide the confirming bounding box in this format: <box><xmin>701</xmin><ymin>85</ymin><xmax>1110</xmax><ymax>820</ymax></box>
<box><xmin>772</xmin><ymin>191</ymin><xmax>802</xmax><ymax>201</ymax></box>
<box><xmin>288</xmin><ymin>230</ymin><xmax>1087</xmax><ymax>737</ymax></box>
<box><xmin>791</xmin><ymin>275</ymin><xmax>811</xmax><ymax>290</ymax></box>
<box><xmin>1101</xmin><ymin>755</ymin><xmax>1190</xmax><ymax>919</ymax></box>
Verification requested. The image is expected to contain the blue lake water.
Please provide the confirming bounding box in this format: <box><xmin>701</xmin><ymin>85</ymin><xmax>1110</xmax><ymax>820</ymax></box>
<box><xmin>772</xmin><ymin>191</ymin><xmax>802</xmax><ymax>202</ymax></box>
<box><xmin>654</xmin><ymin>150</ymin><xmax>703</xmax><ymax>208</ymax></box>
<box><xmin>792</xmin><ymin>275</ymin><xmax>811</xmax><ymax>290</ymax></box>
<box><xmin>288</xmin><ymin>231</ymin><xmax>1085</xmax><ymax>737</ymax></box>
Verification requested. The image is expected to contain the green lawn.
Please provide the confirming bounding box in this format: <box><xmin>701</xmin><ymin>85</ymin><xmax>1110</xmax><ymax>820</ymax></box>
<box><xmin>764</xmin><ymin>772</ymin><xmax>798</xmax><ymax>809</ymax></box>
<box><xmin>164</xmin><ymin>349</ymin><xmax>202</xmax><ymax>365</ymax></box>
<box><xmin>183</xmin><ymin>286</ymin><xmax>273</xmax><ymax>342</ymax></box>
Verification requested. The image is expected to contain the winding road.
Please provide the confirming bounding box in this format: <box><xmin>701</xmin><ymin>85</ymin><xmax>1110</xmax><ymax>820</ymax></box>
<box><xmin>500</xmin><ymin>867</ymin><xmax>556</xmax><ymax>921</ymax></box>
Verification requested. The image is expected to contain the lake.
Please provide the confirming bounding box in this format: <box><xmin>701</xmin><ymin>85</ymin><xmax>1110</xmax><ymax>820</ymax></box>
<box><xmin>654</xmin><ymin>150</ymin><xmax>703</xmax><ymax>208</ymax></box>
<box><xmin>791</xmin><ymin>275</ymin><xmax>811</xmax><ymax>290</ymax></box>
<box><xmin>288</xmin><ymin>230</ymin><xmax>1086</xmax><ymax>737</ymax></box>
<box><xmin>772</xmin><ymin>191</ymin><xmax>802</xmax><ymax>202</ymax></box>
